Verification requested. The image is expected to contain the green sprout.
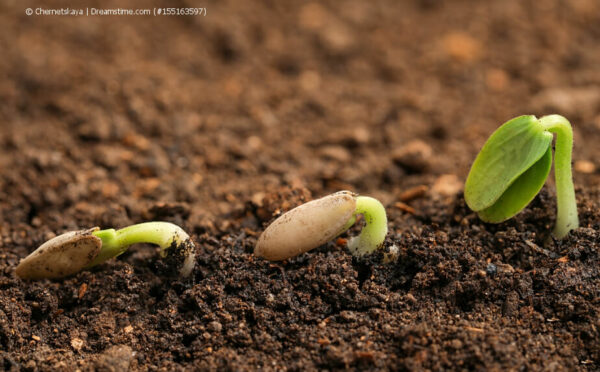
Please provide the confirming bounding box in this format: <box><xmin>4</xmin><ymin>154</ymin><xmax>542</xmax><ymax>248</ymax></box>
<box><xmin>254</xmin><ymin>191</ymin><xmax>388</xmax><ymax>261</ymax></box>
<box><xmin>16</xmin><ymin>222</ymin><xmax>195</xmax><ymax>280</ymax></box>
<box><xmin>346</xmin><ymin>196</ymin><xmax>389</xmax><ymax>256</ymax></box>
<box><xmin>465</xmin><ymin>115</ymin><xmax>578</xmax><ymax>238</ymax></box>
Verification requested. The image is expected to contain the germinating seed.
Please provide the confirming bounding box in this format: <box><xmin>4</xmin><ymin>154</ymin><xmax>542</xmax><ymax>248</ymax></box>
<box><xmin>255</xmin><ymin>191</ymin><xmax>357</xmax><ymax>261</ymax></box>
<box><xmin>16</xmin><ymin>222</ymin><xmax>196</xmax><ymax>280</ymax></box>
<box><xmin>16</xmin><ymin>228</ymin><xmax>102</xmax><ymax>280</ymax></box>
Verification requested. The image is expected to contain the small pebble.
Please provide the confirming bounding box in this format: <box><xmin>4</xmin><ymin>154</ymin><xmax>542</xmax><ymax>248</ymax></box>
<box><xmin>71</xmin><ymin>337</ymin><xmax>84</xmax><ymax>351</ymax></box>
<box><xmin>208</xmin><ymin>321</ymin><xmax>223</xmax><ymax>333</ymax></box>
<box><xmin>450</xmin><ymin>339</ymin><xmax>463</xmax><ymax>349</ymax></box>
<box><xmin>442</xmin><ymin>32</ymin><xmax>481</xmax><ymax>62</ymax></box>
<box><xmin>391</xmin><ymin>140</ymin><xmax>433</xmax><ymax>173</ymax></box>
<box><xmin>485</xmin><ymin>68</ymin><xmax>509</xmax><ymax>91</ymax></box>
<box><xmin>431</xmin><ymin>174</ymin><xmax>463</xmax><ymax>197</ymax></box>
<box><xmin>486</xmin><ymin>263</ymin><xmax>497</xmax><ymax>277</ymax></box>
<box><xmin>574</xmin><ymin>160</ymin><xmax>595</xmax><ymax>174</ymax></box>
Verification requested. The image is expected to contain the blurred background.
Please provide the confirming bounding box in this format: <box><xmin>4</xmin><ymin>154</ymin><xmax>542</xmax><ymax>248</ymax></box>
<box><xmin>1</xmin><ymin>0</ymin><xmax>599</xmax><ymax>231</ymax></box>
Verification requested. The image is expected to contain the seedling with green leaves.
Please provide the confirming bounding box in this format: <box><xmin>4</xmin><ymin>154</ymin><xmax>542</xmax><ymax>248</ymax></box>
<box><xmin>465</xmin><ymin>115</ymin><xmax>578</xmax><ymax>238</ymax></box>
<box><xmin>255</xmin><ymin>191</ymin><xmax>388</xmax><ymax>260</ymax></box>
<box><xmin>16</xmin><ymin>222</ymin><xmax>195</xmax><ymax>280</ymax></box>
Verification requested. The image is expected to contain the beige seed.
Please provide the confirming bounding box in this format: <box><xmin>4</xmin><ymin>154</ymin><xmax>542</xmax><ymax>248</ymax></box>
<box><xmin>255</xmin><ymin>191</ymin><xmax>356</xmax><ymax>261</ymax></box>
<box><xmin>16</xmin><ymin>228</ymin><xmax>102</xmax><ymax>280</ymax></box>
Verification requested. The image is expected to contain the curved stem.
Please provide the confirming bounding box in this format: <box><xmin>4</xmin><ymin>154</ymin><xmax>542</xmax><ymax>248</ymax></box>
<box><xmin>540</xmin><ymin>115</ymin><xmax>579</xmax><ymax>238</ymax></box>
<box><xmin>88</xmin><ymin>222</ymin><xmax>195</xmax><ymax>276</ymax></box>
<box><xmin>347</xmin><ymin>196</ymin><xmax>388</xmax><ymax>256</ymax></box>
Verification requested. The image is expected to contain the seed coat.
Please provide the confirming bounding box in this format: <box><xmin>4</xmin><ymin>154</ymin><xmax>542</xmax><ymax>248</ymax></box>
<box><xmin>255</xmin><ymin>191</ymin><xmax>356</xmax><ymax>261</ymax></box>
<box><xmin>16</xmin><ymin>228</ymin><xmax>102</xmax><ymax>280</ymax></box>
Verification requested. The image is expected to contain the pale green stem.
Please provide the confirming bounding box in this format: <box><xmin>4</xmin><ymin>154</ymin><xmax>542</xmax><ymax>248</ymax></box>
<box><xmin>540</xmin><ymin>115</ymin><xmax>579</xmax><ymax>238</ymax></box>
<box><xmin>347</xmin><ymin>196</ymin><xmax>388</xmax><ymax>256</ymax></box>
<box><xmin>88</xmin><ymin>222</ymin><xmax>195</xmax><ymax>276</ymax></box>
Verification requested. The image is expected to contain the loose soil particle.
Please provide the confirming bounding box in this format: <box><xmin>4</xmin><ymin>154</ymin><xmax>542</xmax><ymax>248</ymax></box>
<box><xmin>1</xmin><ymin>0</ymin><xmax>599</xmax><ymax>370</ymax></box>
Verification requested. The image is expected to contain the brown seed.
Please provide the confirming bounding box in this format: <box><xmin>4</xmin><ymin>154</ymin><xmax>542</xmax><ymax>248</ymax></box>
<box><xmin>255</xmin><ymin>191</ymin><xmax>356</xmax><ymax>261</ymax></box>
<box><xmin>16</xmin><ymin>228</ymin><xmax>102</xmax><ymax>280</ymax></box>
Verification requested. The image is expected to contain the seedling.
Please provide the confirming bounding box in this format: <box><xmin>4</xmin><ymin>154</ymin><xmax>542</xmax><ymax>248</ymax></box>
<box><xmin>255</xmin><ymin>191</ymin><xmax>388</xmax><ymax>261</ymax></box>
<box><xmin>465</xmin><ymin>114</ymin><xmax>578</xmax><ymax>238</ymax></box>
<box><xmin>16</xmin><ymin>222</ymin><xmax>195</xmax><ymax>280</ymax></box>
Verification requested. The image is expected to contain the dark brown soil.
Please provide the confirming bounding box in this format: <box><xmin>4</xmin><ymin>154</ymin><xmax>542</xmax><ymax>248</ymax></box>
<box><xmin>1</xmin><ymin>0</ymin><xmax>599</xmax><ymax>370</ymax></box>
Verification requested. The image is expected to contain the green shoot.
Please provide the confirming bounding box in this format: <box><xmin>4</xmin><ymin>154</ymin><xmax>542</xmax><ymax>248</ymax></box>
<box><xmin>465</xmin><ymin>115</ymin><xmax>578</xmax><ymax>238</ymax></box>
<box><xmin>89</xmin><ymin>222</ymin><xmax>195</xmax><ymax>276</ymax></box>
<box><xmin>539</xmin><ymin>115</ymin><xmax>579</xmax><ymax>238</ymax></box>
<box><xmin>347</xmin><ymin>196</ymin><xmax>388</xmax><ymax>256</ymax></box>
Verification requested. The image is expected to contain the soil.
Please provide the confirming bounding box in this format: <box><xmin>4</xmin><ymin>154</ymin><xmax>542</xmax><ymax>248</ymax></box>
<box><xmin>1</xmin><ymin>0</ymin><xmax>599</xmax><ymax>370</ymax></box>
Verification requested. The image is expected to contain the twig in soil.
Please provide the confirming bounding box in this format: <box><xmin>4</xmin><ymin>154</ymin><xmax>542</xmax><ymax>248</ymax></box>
<box><xmin>394</xmin><ymin>201</ymin><xmax>415</xmax><ymax>214</ymax></box>
<box><xmin>465</xmin><ymin>115</ymin><xmax>579</xmax><ymax>238</ymax></box>
<box><xmin>398</xmin><ymin>185</ymin><xmax>428</xmax><ymax>202</ymax></box>
<box><xmin>254</xmin><ymin>191</ymin><xmax>388</xmax><ymax>261</ymax></box>
<box><xmin>523</xmin><ymin>239</ymin><xmax>558</xmax><ymax>259</ymax></box>
<box><xmin>16</xmin><ymin>222</ymin><xmax>195</xmax><ymax>280</ymax></box>
<box><xmin>464</xmin><ymin>326</ymin><xmax>484</xmax><ymax>333</ymax></box>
